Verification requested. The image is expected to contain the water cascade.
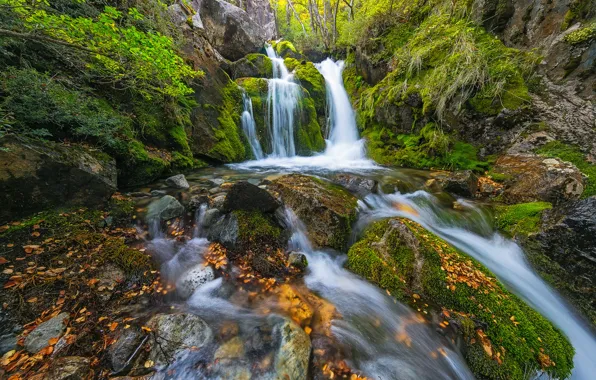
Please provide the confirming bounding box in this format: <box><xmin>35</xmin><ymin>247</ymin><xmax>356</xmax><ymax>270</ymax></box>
<box><xmin>265</xmin><ymin>45</ymin><xmax>301</xmax><ymax>157</ymax></box>
<box><xmin>357</xmin><ymin>191</ymin><xmax>596</xmax><ymax>379</ymax></box>
<box><xmin>241</xmin><ymin>92</ymin><xmax>264</xmax><ymax>160</ymax></box>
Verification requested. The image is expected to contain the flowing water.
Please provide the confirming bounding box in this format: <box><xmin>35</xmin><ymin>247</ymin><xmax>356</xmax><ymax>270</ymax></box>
<box><xmin>241</xmin><ymin>92</ymin><xmax>264</xmax><ymax>160</ymax></box>
<box><xmin>136</xmin><ymin>52</ymin><xmax>596</xmax><ymax>379</ymax></box>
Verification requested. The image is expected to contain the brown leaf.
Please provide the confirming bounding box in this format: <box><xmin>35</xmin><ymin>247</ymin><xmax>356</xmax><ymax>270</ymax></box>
<box><xmin>109</xmin><ymin>322</ymin><xmax>118</xmax><ymax>331</ymax></box>
<box><xmin>26</xmin><ymin>297</ymin><xmax>38</xmax><ymax>303</ymax></box>
<box><xmin>87</xmin><ymin>278</ymin><xmax>99</xmax><ymax>286</ymax></box>
<box><xmin>48</xmin><ymin>337</ymin><xmax>59</xmax><ymax>346</ymax></box>
<box><xmin>0</xmin><ymin>257</ymin><xmax>8</xmax><ymax>264</ymax></box>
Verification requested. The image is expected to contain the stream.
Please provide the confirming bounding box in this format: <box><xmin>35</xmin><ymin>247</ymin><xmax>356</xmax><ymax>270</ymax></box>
<box><xmin>135</xmin><ymin>54</ymin><xmax>596</xmax><ymax>379</ymax></box>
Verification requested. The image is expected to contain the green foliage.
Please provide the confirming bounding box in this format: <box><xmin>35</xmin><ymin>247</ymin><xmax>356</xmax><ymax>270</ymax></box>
<box><xmin>494</xmin><ymin>202</ymin><xmax>552</xmax><ymax>237</ymax></box>
<box><xmin>536</xmin><ymin>141</ymin><xmax>596</xmax><ymax>197</ymax></box>
<box><xmin>364</xmin><ymin>123</ymin><xmax>488</xmax><ymax>171</ymax></box>
<box><xmin>348</xmin><ymin>218</ymin><xmax>574</xmax><ymax>380</ymax></box>
<box><xmin>564</xmin><ymin>22</ymin><xmax>596</xmax><ymax>45</ymax></box>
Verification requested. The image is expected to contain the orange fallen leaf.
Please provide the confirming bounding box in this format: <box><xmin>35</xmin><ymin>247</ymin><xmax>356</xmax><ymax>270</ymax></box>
<box><xmin>48</xmin><ymin>338</ymin><xmax>58</xmax><ymax>346</ymax></box>
<box><xmin>87</xmin><ymin>278</ymin><xmax>99</xmax><ymax>286</ymax></box>
<box><xmin>109</xmin><ymin>322</ymin><xmax>118</xmax><ymax>331</ymax></box>
<box><xmin>0</xmin><ymin>257</ymin><xmax>8</xmax><ymax>264</ymax></box>
<box><xmin>141</xmin><ymin>326</ymin><xmax>152</xmax><ymax>333</ymax></box>
<box><xmin>26</xmin><ymin>297</ymin><xmax>38</xmax><ymax>303</ymax></box>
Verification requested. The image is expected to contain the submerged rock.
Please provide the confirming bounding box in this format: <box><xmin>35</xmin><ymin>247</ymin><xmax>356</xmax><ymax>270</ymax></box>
<box><xmin>331</xmin><ymin>174</ymin><xmax>378</xmax><ymax>197</ymax></box>
<box><xmin>347</xmin><ymin>218</ymin><xmax>574</xmax><ymax>380</ymax></box>
<box><xmin>0</xmin><ymin>137</ymin><xmax>116</xmax><ymax>223</ymax></box>
<box><xmin>271</xmin><ymin>175</ymin><xmax>358</xmax><ymax>250</ymax></box>
<box><xmin>24</xmin><ymin>312</ymin><xmax>69</xmax><ymax>353</ymax></box>
<box><xmin>146</xmin><ymin>195</ymin><xmax>184</xmax><ymax>222</ymax></box>
<box><xmin>493</xmin><ymin>154</ymin><xmax>584</xmax><ymax>204</ymax></box>
<box><xmin>165</xmin><ymin>174</ymin><xmax>190</xmax><ymax>189</ymax></box>
<box><xmin>223</xmin><ymin>181</ymin><xmax>279</xmax><ymax>213</ymax></box>
<box><xmin>273</xmin><ymin>319</ymin><xmax>311</xmax><ymax>380</ymax></box>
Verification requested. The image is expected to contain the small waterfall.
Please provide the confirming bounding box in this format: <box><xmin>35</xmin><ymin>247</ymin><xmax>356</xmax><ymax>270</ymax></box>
<box><xmin>265</xmin><ymin>45</ymin><xmax>301</xmax><ymax>157</ymax></box>
<box><xmin>358</xmin><ymin>191</ymin><xmax>596</xmax><ymax>379</ymax></box>
<box><xmin>241</xmin><ymin>92</ymin><xmax>264</xmax><ymax>160</ymax></box>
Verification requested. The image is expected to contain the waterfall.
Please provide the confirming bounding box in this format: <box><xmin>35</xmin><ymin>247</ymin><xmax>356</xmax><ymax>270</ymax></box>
<box><xmin>358</xmin><ymin>191</ymin><xmax>596</xmax><ymax>380</ymax></box>
<box><xmin>265</xmin><ymin>45</ymin><xmax>301</xmax><ymax>157</ymax></box>
<box><xmin>241</xmin><ymin>92</ymin><xmax>264</xmax><ymax>160</ymax></box>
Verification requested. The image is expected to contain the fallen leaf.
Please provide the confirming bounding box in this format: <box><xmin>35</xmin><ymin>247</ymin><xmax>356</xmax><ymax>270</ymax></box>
<box><xmin>48</xmin><ymin>338</ymin><xmax>58</xmax><ymax>346</ymax></box>
<box><xmin>0</xmin><ymin>257</ymin><xmax>8</xmax><ymax>264</ymax></box>
<box><xmin>144</xmin><ymin>359</ymin><xmax>154</xmax><ymax>368</ymax></box>
<box><xmin>26</xmin><ymin>297</ymin><xmax>37</xmax><ymax>303</ymax></box>
<box><xmin>87</xmin><ymin>278</ymin><xmax>99</xmax><ymax>286</ymax></box>
<box><xmin>109</xmin><ymin>322</ymin><xmax>118</xmax><ymax>331</ymax></box>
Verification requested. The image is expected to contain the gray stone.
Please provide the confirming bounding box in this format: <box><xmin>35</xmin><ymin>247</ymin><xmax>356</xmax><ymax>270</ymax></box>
<box><xmin>288</xmin><ymin>252</ymin><xmax>308</xmax><ymax>269</ymax></box>
<box><xmin>166</xmin><ymin>174</ymin><xmax>190</xmax><ymax>189</ymax></box>
<box><xmin>203</xmin><ymin>208</ymin><xmax>222</xmax><ymax>228</ymax></box>
<box><xmin>332</xmin><ymin>174</ymin><xmax>378</xmax><ymax>197</ymax></box>
<box><xmin>45</xmin><ymin>356</ymin><xmax>90</xmax><ymax>380</ymax></box>
<box><xmin>24</xmin><ymin>312</ymin><xmax>69</xmax><ymax>353</ymax></box>
<box><xmin>207</xmin><ymin>213</ymin><xmax>239</xmax><ymax>248</ymax></box>
<box><xmin>146</xmin><ymin>195</ymin><xmax>185</xmax><ymax>222</ymax></box>
<box><xmin>273</xmin><ymin>319</ymin><xmax>311</xmax><ymax>380</ymax></box>
<box><xmin>108</xmin><ymin>328</ymin><xmax>144</xmax><ymax>372</ymax></box>
<box><xmin>223</xmin><ymin>181</ymin><xmax>279</xmax><ymax>213</ymax></box>
<box><xmin>128</xmin><ymin>192</ymin><xmax>152</xmax><ymax>198</ymax></box>
<box><xmin>435</xmin><ymin>170</ymin><xmax>479</xmax><ymax>198</ymax></box>
<box><xmin>151</xmin><ymin>190</ymin><xmax>167</xmax><ymax>197</ymax></box>
<box><xmin>176</xmin><ymin>265</ymin><xmax>215</xmax><ymax>298</ymax></box>
<box><xmin>146</xmin><ymin>313</ymin><xmax>213</xmax><ymax>366</ymax></box>
<box><xmin>209</xmin><ymin>186</ymin><xmax>222</xmax><ymax>195</ymax></box>
<box><xmin>211</xmin><ymin>194</ymin><xmax>227</xmax><ymax>210</ymax></box>
<box><xmin>210</xmin><ymin>178</ymin><xmax>225</xmax><ymax>186</ymax></box>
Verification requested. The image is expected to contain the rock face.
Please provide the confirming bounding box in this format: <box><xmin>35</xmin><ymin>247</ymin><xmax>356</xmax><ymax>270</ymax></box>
<box><xmin>196</xmin><ymin>0</ymin><xmax>269</xmax><ymax>61</ymax></box>
<box><xmin>347</xmin><ymin>218</ymin><xmax>574</xmax><ymax>379</ymax></box>
<box><xmin>145</xmin><ymin>313</ymin><xmax>213</xmax><ymax>366</ymax></box>
<box><xmin>223</xmin><ymin>181</ymin><xmax>279</xmax><ymax>213</ymax></box>
<box><xmin>0</xmin><ymin>137</ymin><xmax>116</xmax><ymax>223</ymax></box>
<box><xmin>271</xmin><ymin>175</ymin><xmax>358</xmax><ymax>250</ymax></box>
<box><xmin>24</xmin><ymin>312</ymin><xmax>69</xmax><ymax>353</ymax></box>
<box><xmin>165</xmin><ymin>174</ymin><xmax>190</xmax><ymax>189</ymax></box>
<box><xmin>146</xmin><ymin>195</ymin><xmax>185</xmax><ymax>222</ymax></box>
<box><xmin>245</xmin><ymin>0</ymin><xmax>276</xmax><ymax>40</ymax></box>
<box><xmin>493</xmin><ymin>154</ymin><xmax>584</xmax><ymax>204</ymax></box>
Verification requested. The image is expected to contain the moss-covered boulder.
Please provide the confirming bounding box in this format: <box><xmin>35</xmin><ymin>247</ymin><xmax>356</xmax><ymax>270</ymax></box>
<box><xmin>227</xmin><ymin>53</ymin><xmax>273</xmax><ymax>80</ymax></box>
<box><xmin>0</xmin><ymin>137</ymin><xmax>116</xmax><ymax>223</ymax></box>
<box><xmin>235</xmin><ymin>77</ymin><xmax>270</xmax><ymax>151</ymax></box>
<box><xmin>285</xmin><ymin>58</ymin><xmax>327</xmax><ymax>127</ymax></box>
<box><xmin>347</xmin><ymin>218</ymin><xmax>574</xmax><ymax>380</ymax></box>
<box><xmin>270</xmin><ymin>175</ymin><xmax>358</xmax><ymax>250</ymax></box>
<box><xmin>271</xmin><ymin>40</ymin><xmax>303</xmax><ymax>60</ymax></box>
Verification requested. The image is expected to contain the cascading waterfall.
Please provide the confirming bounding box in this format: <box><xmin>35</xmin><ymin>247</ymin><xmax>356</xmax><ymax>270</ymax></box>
<box><xmin>357</xmin><ymin>191</ymin><xmax>596</xmax><ymax>380</ymax></box>
<box><xmin>241</xmin><ymin>92</ymin><xmax>264</xmax><ymax>160</ymax></box>
<box><xmin>265</xmin><ymin>45</ymin><xmax>301</xmax><ymax>157</ymax></box>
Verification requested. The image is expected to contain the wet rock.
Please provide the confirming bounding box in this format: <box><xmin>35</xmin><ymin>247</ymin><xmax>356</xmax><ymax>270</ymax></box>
<box><xmin>273</xmin><ymin>319</ymin><xmax>311</xmax><ymax>380</ymax></box>
<box><xmin>209</xmin><ymin>187</ymin><xmax>222</xmax><ymax>195</ymax></box>
<box><xmin>271</xmin><ymin>174</ymin><xmax>358</xmax><ymax>250</ymax></box>
<box><xmin>228</xmin><ymin>53</ymin><xmax>273</xmax><ymax>79</ymax></box>
<box><xmin>223</xmin><ymin>181</ymin><xmax>279</xmax><ymax>213</ymax></box>
<box><xmin>214</xmin><ymin>336</ymin><xmax>245</xmax><ymax>362</ymax></box>
<box><xmin>476</xmin><ymin>177</ymin><xmax>504</xmax><ymax>198</ymax></box>
<box><xmin>493</xmin><ymin>154</ymin><xmax>584</xmax><ymax>204</ymax></box>
<box><xmin>44</xmin><ymin>356</ymin><xmax>90</xmax><ymax>380</ymax></box>
<box><xmin>0</xmin><ymin>310</ymin><xmax>19</xmax><ymax>355</ymax></box>
<box><xmin>211</xmin><ymin>194</ymin><xmax>227</xmax><ymax>210</ymax></box>
<box><xmin>288</xmin><ymin>252</ymin><xmax>308</xmax><ymax>269</ymax></box>
<box><xmin>210</xmin><ymin>178</ymin><xmax>225</xmax><ymax>186</ymax></box>
<box><xmin>202</xmin><ymin>208</ymin><xmax>221</xmax><ymax>228</ymax></box>
<box><xmin>108</xmin><ymin>328</ymin><xmax>144</xmax><ymax>373</ymax></box>
<box><xmin>207</xmin><ymin>213</ymin><xmax>239</xmax><ymax>248</ymax></box>
<box><xmin>277</xmin><ymin>285</ymin><xmax>313</xmax><ymax>327</ymax></box>
<box><xmin>145</xmin><ymin>313</ymin><xmax>213</xmax><ymax>366</ymax></box>
<box><xmin>128</xmin><ymin>192</ymin><xmax>152</xmax><ymax>198</ymax></box>
<box><xmin>24</xmin><ymin>312</ymin><xmax>69</xmax><ymax>353</ymax></box>
<box><xmin>150</xmin><ymin>190</ymin><xmax>167</xmax><ymax>197</ymax></box>
<box><xmin>331</xmin><ymin>174</ymin><xmax>378</xmax><ymax>197</ymax></box>
<box><xmin>211</xmin><ymin>363</ymin><xmax>252</xmax><ymax>379</ymax></box>
<box><xmin>176</xmin><ymin>265</ymin><xmax>215</xmax><ymax>298</ymax></box>
<box><xmin>188</xmin><ymin>194</ymin><xmax>210</xmax><ymax>211</ymax></box>
<box><xmin>432</xmin><ymin>170</ymin><xmax>479</xmax><ymax>198</ymax></box>
<box><xmin>165</xmin><ymin>174</ymin><xmax>190</xmax><ymax>189</ymax></box>
<box><xmin>0</xmin><ymin>136</ymin><xmax>116</xmax><ymax>224</ymax></box>
<box><xmin>146</xmin><ymin>195</ymin><xmax>184</xmax><ymax>222</ymax></box>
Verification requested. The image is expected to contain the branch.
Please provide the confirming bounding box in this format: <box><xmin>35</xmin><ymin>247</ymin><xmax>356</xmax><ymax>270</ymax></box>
<box><xmin>0</xmin><ymin>28</ymin><xmax>100</xmax><ymax>55</ymax></box>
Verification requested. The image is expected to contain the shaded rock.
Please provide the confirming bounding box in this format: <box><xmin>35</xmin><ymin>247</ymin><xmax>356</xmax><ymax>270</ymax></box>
<box><xmin>128</xmin><ymin>192</ymin><xmax>152</xmax><ymax>198</ymax></box>
<box><xmin>108</xmin><ymin>328</ymin><xmax>144</xmax><ymax>372</ymax></box>
<box><xmin>202</xmin><ymin>208</ymin><xmax>222</xmax><ymax>228</ymax></box>
<box><xmin>44</xmin><ymin>356</ymin><xmax>90</xmax><ymax>380</ymax></box>
<box><xmin>228</xmin><ymin>53</ymin><xmax>272</xmax><ymax>79</ymax></box>
<box><xmin>331</xmin><ymin>174</ymin><xmax>378</xmax><ymax>197</ymax></box>
<box><xmin>165</xmin><ymin>174</ymin><xmax>190</xmax><ymax>189</ymax></box>
<box><xmin>197</xmin><ymin>0</ymin><xmax>268</xmax><ymax>61</ymax></box>
<box><xmin>245</xmin><ymin>0</ymin><xmax>276</xmax><ymax>40</ymax></box>
<box><xmin>145</xmin><ymin>313</ymin><xmax>213</xmax><ymax>366</ymax></box>
<box><xmin>24</xmin><ymin>312</ymin><xmax>69</xmax><ymax>353</ymax></box>
<box><xmin>150</xmin><ymin>190</ymin><xmax>167</xmax><ymax>197</ymax></box>
<box><xmin>188</xmin><ymin>194</ymin><xmax>210</xmax><ymax>211</ymax></box>
<box><xmin>476</xmin><ymin>177</ymin><xmax>504</xmax><ymax>199</ymax></box>
<box><xmin>288</xmin><ymin>252</ymin><xmax>308</xmax><ymax>269</ymax></box>
<box><xmin>176</xmin><ymin>265</ymin><xmax>215</xmax><ymax>298</ymax></box>
<box><xmin>493</xmin><ymin>154</ymin><xmax>584</xmax><ymax>204</ymax></box>
<box><xmin>273</xmin><ymin>319</ymin><xmax>311</xmax><ymax>380</ymax></box>
<box><xmin>0</xmin><ymin>137</ymin><xmax>116</xmax><ymax>224</ymax></box>
<box><xmin>207</xmin><ymin>213</ymin><xmax>239</xmax><ymax>248</ymax></box>
<box><xmin>270</xmin><ymin>174</ymin><xmax>358</xmax><ymax>250</ymax></box>
<box><xmin>211</xmin><ymin>194</ymin><xmax>227</xmax><ymax>210</ymax></box>
<box><xmin>146</xmin><ymin>195</ymin><xmax>185</xmax><ymax>222</ymax></box>
<box><xmin>432</xmin><ymin>170</ymin><xmax>479</xmax><ymax>198</ymax></box>
<box><xmin>0</xmin><ymin>310</ymin><xmax>19</xmax><ymax>355</ymax></box>
<box><xmin>223</xmin><ymin>181</ymin><xmax>279</xmax><ymax>213</ymax></box>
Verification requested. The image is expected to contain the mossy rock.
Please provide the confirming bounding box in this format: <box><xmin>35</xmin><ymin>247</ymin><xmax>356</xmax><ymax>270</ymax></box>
<box><xmin>271</xmin><ymin>174</ymin><xmax>358</xmax><ymax>251</ymax></box>
<box><xmin>272</xmin><ymin>40</ymin><xmax>303</xmax><ymax>59</ymax></box>
<box><xmin>228</xmin><ymin>53</ymin><xmax>273</xmax><ymax>79</ymax></box>
<box><xmin>236</xmin><ymin>77</ymin><xmax>271</xmax><ymax>153</ymax></box>
<box><xmin>295</xmin><ymin>95</ymin><xmax>326</xmax><ymax>155</ymax></box>
<box><xmin>347</xmin><ymin>218</ymin><xmax>574</xmax><ymax>379</ymax></box>
<box><xmin>285</xmin><ymin>58</ymin><xmax>327</xmax><ymax>126</ymax></box>
<box><xmin>493</xmin><ymin>202</ymin><xmax>552</xmax><ymax>238</ymax></box>
<box><xmin>115</xmin><ymin>139</ymin><xmax>169</xmax><ymax>188</ymax></box>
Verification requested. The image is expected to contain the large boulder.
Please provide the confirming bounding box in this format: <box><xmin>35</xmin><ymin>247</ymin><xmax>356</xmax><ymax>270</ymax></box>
<box><xmin>0</xmin><ymin>137</ymin><xmax>116</xmax><ymax>223</ymax></box>
<box><xmin>493</xmin><ymin>154</ymin><xmax>584</xmax><ymax>204</ymax></box>
<box><xmin>146</xmin><ymin>195</ymin><xmax>185</xmax><ymax>222</ymax></box>
<box><xmin>331</xmin><ymin>174</ymin><xmax>378</xmax><ymax>198</ymax></box>
<box><xmin>223</xmin><ymin>181</ymin><xmax>279</xmax><ymax>213</ymax></box>
<box><xmin>195</xmin><ymin>0</ymin><xmax>269</xmax><ymax>61</ymax></box>
<box><xmin>347</xmin><ymin>218</ymin><xmax>574</xmax><ymax>379</ymax></box>
<box><xmin>430</xmin><ymin>170</ymin><xmax>479</xmax><ymax>198</ymax></box>
<box><xmin>270</xmin><ymin>175</ymin><xmax>358</xmax><ymax>250</ymax></box>
<box><xmin>245</xmin><ymin>0</ymin><xmax>276</xmax><ymax>40</ymax></box>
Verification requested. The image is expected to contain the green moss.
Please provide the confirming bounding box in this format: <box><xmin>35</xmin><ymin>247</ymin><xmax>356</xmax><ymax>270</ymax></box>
<box><xmin>564</xmin><ymin>22</ymin><xmax>596</xmax><ymax>45</ymax></box>
<box><xmin>116</xmin><ymin>139</ymin><xmax>169</xmax><ymax>187</ymax></box>
<box><xmin>285</xmin><ymin>57</ymin><xmax>327</xmax><ymax>124</ymax></box>
<box><xmin>273</xmin><ymin>40</ymin><xmax>299</xmax><ymax>58</ymax></box>
<box><xmin>233</xmin><ymin>210</ymin><xmax>285</xmax><ymax>256</ymax></box>
<box><xmin>236</xmin><ymin>77</ymin><xmax>270</xmax><ymax>153</ymax></box>
<box><xmin>295</xmin><ymin>95</ymin><xmax>326</xmax><ymax>155</ymax></box>
<box><xmin>494</xmin><ymin>202</ymin><xmax>552</xmax><ymax>237</ymax></box>
<box><xmin>536</xmin><ymin>141</ymin><xmax>596</xmax><ymax>197</ymax></box>
<box><xmin>208</xmin><ymin>81</ymin><xmax>247</xmax><ymax>162</ymax></box>
<box><xmin>348</xmin><ymin>219</ymin><xmax>574</xmax><ymax>380</ymax></box>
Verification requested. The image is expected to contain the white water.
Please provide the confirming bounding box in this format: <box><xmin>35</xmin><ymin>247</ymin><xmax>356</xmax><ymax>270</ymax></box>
<box><xmin>358</xmin><ymin>191</ymin><xmax>596</xmax><ymax>379</ymax></box>
<box><xmin>232</xmin><ymin>57</ymin><xmax>376</xmax><ymax>172</ymax></box>
<box><xmin>241</xmin><ymin>92</ymin><xmax>265</xmax><ymax>160</ymax></box>
<box><xmin>284</xmin><ymin>209</ymin><xmax>474</xmax><ymax>380</ymax></box>
<box><xmin>265</xmin><ymin>45</ymin><xmax>301</xmax><ymax>157</ymax></box>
